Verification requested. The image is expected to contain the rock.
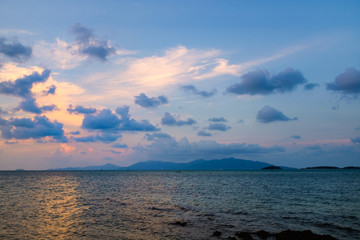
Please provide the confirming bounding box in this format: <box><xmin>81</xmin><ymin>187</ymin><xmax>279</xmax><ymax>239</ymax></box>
<box><xmin>235</xmin><ymin>232</ymin><xmax>254</xmax><ymax>240</ymax></box>
<box><xmin>273</xmin><ymin>230</ymin><xmax>338</xmax><ymax>240</ymax></box>
<box><xmin>255</xmin><ymin>230</ymin><xmax>270</xmax><ymax>239</ymax></box>
<box><xmin>212</xmin><ymin>231</ymin><xmax>222</xmax><ymax>237</ymax></box>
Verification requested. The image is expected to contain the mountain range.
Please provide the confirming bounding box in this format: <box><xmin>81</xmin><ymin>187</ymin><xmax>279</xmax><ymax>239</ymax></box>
<box><xmin>51</xmin><ymin>158</ymin><xmax>294</xmax><ymax>171</ymax></box>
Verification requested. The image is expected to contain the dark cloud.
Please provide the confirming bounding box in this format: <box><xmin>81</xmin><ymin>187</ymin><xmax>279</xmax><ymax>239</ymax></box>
<box><xmin>290</xmin><ymin>135</ymin><xmax>301</xmax><ymax>139</ymax></box>
<box><xmin>82</xmin><ymin>106</ymin><xmax>159</xmax><ymax>132</ymax></box>
<box><xmin>67</xmin><ymin>105</ymin><xmax>97</xmax><ymax>114</ymax></box>
<box><xmin>112</xmin><ymin>143</ymin><xmax>128</xmax><ymax>148</ymax></box>
<box><xmin>256</xmin><ymin>105</ymin><xmax>297</xmax><ymax>123</ymax></box>
<box><xmin>0</xmin><ymin>69</ymin><xmax>50</xmax><ymax>98</ymax></box>
<box><xmin>0</xmin><ymin>115</ymin><xmax>66</xmax><ymax>141</ymax></box>
<box><xmin>43</xmin><ymin>85</ymin><xmax>56</xmax><ymax>96</ymax></box>
<box><xmin>208</xmin><ymin>123</ymin><xmax>231</xmax><ymax>131</ymax></box>
<box><xmin>71</xmin><ymin>23</ymin><xmax>116</xmax><ymax>61</ymax></box>
<box><xmin>73</xmin><ymin>135</ymin><xmax>95</xmax><ymax>143</ymax></box>
<box><xmin>109</xmin><ymin>150</ymin><xmax>122</xmax><ymax>154</ymax></box>
<box><xmin>226</xmin><ymin>68</ymin><xmax>306</xmax><ymax>95</ymax></box>
<box><xmin>304</xmin><ymin>83</ymin><xmax>320</xmax><ymax>90</ymax></box>
<box><xmin>144</xmin><ymin>132</ymin><xmax>172</xmax><ymax>141</ymax></box>
<box><xmin>16</xmin><ymin>97</ymin><xmax>56</xmax><ymax>114</ymax></box>
<box><xmin>180</xmin><ymin>85</ymin><xmax>216</xmax><ymax>97</ymax></box>
<box><xmin>0</xmin><ymin>69</ymin><xmax>54</xmax><ymax>114</ymax></box>
<box><xmin>161</xmin><ymin>112</ymin><xmax>196</xmax><ymax>126</ymax></box>
<box><xmin>70</xmin><ymin>130</ymin><xmax>80</xmax><ymax>135</ymax></box>
<box><xmin>82</xmin><ymin>109</ymin><xmax>121</xmax><ymax>130</ymax></box>
<box><xmin>115</xmin><ymin>105</ymin><xmax>130</xmax><ymax>119</ymax></box>
<box><xmin>327</xmin><ymin>68</ymin><xmax>360</xmax><ymax>95</ymax></box>
<box><xmin>351</xmin><ymin>136</ymin><xmax>360</xmax><ymax>144</ymax></box>
<box><xmin>73</xmin><ymin>133</ymin><xmax>120</xmax><ymax>143</ymax></box>
<box><xmin>209</xmin><ymin>117</ymin><xmax>227</xmax><ymax>122</ymax></box>
<box><xmin>134</xmin><ymin>93</ymin><xmax>168</xmax><ymax>108</ymax></box>
<box><xmin>197</xmin><ymin>130</ymin><xmax>212</xmax><ymax>137</ymax></box>
<box><xmin>0</xmin><ymin>37</ymin><xmax>32</xmax><ymax>61</ymax></box>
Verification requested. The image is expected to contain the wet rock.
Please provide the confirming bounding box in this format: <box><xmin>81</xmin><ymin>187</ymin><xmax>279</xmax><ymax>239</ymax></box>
<box><xmin>255</xmin><ymin>230</ymin><xmax>270</xmax><ymax>239</ymax></box>
<box><xmin>273</xmin><ymin>230</ymin><xmax>337</xmax><ymax>240</ymax></box>
<box><xmin>212</xmin><ymin>231</ymin><xmax>222</xmax><ymax>237</ymax></box>
<box><xmin>235</xmin><ymin>232</ymin><xmax>254</xmax><ymax>240</ymax></box>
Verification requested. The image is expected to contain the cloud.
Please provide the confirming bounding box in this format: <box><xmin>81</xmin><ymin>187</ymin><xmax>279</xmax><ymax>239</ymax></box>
<box><xmin>161</xmin><ymin>112</ymin><xmax>196</xmax><ymax>126</ymax></box>
<box><xmin>67</xmin><ymin>105</ymin><xmax>97</xmax><ymax>114</ymax></box>
<box><xmin>73</xmin><ymin>133</ymin><xmax>120</xmax><ymax>143</ymax></box>
<box><xmin>0</xmin><ymin>115</ymin><xmax>66</xmax><ymax>141</ymax></box>
<box><xmin>70</xmin><ymin>130</ymin><xmax>80</xmax><ymax>135</ymax></box>
<box><xmin>70</xmin><ymin>23</ymin><xmax>116</xmax><ymax>61</ymax></box>
<box><xmin>207</xmin><ymin>123</ymin><xmax>231</xmax><ymax>131</ymax></box>
<box><xmin>351</xmin><ymin>136</ymin><xmax>360</xmax><ymax>144</ymax></box>
<box><xmin>144</xmin><ymin>132</ymin><xmax>172</xmax><ymax>141</ymax></box>
<box><xmin>82</xmin><ymin>106</ymin><xmax>158</xmax><ymax>132</ymax></box>
<box><xmin>197</xmin><ymin>130</ymin><xmax>212</xmax><ymax>137</ymax></box>
<box><xmin>290</xmin><ymin>135</ymin><xmax>302</xmax><ymax>139</ymax></box>
<box><xmin>304</xmin><ymin>83</ymin><xmax>320</xmax><ymax>90</ymax></box>
<box><xmin>16</xmin><ymin>97</ymin><xmax>56</xmax><ymax>114</ymax></box>
<box><xmin>111</xmin><ymin>143</ymin><xmax>128</xmax><ymax>148</ymax></box>
<box><xmin>82</xmin><ymin>109</ymin><xmax>121</xmax><ymax>130</ymax></box>
<box><xmin>131</xmin><ymin>137</ymin><xmax>285</xmax><ymax>162</ymax></box>
<box><xmin>0</xmin><ymin>69</ymin><xmax>55</xmax><ymax>114</ymax></box>
<box><xmin>0</xmin><ymin>69</ymin><xmax>50</xmax><ymax>98</ymax></box>
<box><xmin>256</xmin><ymin>105</ymin><xmax>297</xmax><ymax>123</ymax></box>
<box><xmin>226</xmin><ymin>68</ymin><xmax>306</xmax><ymax>95</ymax></box>
<box><xmin>209</xmin><ymin>117</ymin><xmax>227</xmax><ymax>122</ymax></box>
<box><xmin>134</xmin><ymin>93</ymin><xmax>168</xmax><ymax>108</ymax></box>
<box><xmin>115</xmin><ymin>106</ymin><xmax>159</xmax><ymax>131</ymax></box>
<box><xmin>42</xmin><ymin>85</ymin><xmax>56</xmax><ymax>95</ymax></box>
<box><xmin>327</xmin><ymin>68</ymin><xmax>360</xmax><ymax>95</ymax></box>
<box><xmin>180</xmin><ymin>84</ymin><xmax>216</xmax><ymax>97</ymax></box>
<box><xmin>0</xmin><ymin>107</ymin><xmax>8</xmax><ymax>115</ymax></box>
<box><xmin>0</xmin><ymin>37</ymin><xmax>32</xmax><ymax>61</ymax></box>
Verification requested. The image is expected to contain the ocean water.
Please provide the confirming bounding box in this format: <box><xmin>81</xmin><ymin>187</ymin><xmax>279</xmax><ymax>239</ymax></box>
<box><xmin>0</xmin><ymin>170</ymin><xmax>359</xmax><ymax>240</ymax></box>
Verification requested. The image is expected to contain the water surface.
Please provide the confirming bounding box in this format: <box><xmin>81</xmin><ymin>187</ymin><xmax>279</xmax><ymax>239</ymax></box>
<box><xmin>0</xmin><ymin>170</ymin><xmax>359</xmax><ymax>239</ymax></box>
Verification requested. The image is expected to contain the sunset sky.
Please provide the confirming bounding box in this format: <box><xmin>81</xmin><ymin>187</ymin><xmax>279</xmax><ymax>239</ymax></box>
<box><xmin>0</xmin><ymin>0</ymin><xmax>359</xmax><ymax>170</ymax></box>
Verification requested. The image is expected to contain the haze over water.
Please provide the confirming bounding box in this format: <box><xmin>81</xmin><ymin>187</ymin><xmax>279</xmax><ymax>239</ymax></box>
<box><xmin>1</xmin><ymin>170</ymin><xmax>359</xmax><ymax>239</ymax></box>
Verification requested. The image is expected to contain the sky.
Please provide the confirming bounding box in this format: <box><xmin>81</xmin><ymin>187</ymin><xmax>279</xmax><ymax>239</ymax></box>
<box><xmin>0</xmin><ymin>0</ymin><xmax>359</xmax><ymax>170</ymax></box>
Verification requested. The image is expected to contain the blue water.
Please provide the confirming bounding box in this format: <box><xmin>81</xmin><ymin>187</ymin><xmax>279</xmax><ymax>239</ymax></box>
<box><xmin>0</xmin><ymin>170</ymin><xmax>359</xmax><ymax>239</ymax></box>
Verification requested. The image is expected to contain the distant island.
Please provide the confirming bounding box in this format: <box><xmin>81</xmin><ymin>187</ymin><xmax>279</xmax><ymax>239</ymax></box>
<box><xmin>50</xmin><ymin>158</ymin><xmax>296</xmax><ymax>171</ymax></box>
<box><xmin>303</xmin><ymin>166</ymin><xmax>360</xmax><ymax>170</ymax></box>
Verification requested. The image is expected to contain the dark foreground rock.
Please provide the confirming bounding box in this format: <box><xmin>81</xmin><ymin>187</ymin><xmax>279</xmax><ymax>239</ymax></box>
<box><xmin>230</xmin><ymin>230</ymin><xmax>337</xmax><ymax>240</ymax></box>
<box><xmin>212</xmin><ymin>231</ymin><xmax>222</xmax><ymax>237</ymax></box>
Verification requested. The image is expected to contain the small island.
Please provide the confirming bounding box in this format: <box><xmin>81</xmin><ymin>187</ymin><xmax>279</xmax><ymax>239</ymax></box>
<box><xmin>262</xmin><ymin>165</ymin><xmax>282</xmax><ymax>170</ymax></box>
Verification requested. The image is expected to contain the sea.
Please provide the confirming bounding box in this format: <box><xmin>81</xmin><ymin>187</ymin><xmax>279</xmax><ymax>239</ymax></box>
<box><xmin>0</xmin><ymin>170</ymin><xmax>359</xmax><ymax>240</ymax></box>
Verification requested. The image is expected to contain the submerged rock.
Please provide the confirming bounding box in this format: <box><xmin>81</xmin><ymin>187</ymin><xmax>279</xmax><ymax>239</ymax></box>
<box><xmin>233</xmin><ymin>229</ymin><xmax>337</xmax><ymax>240</ymax></box>
<box><xmin>212</xmin><ymin>231</ymin><xmax>222</xmax><ymax>237</ymax></box>
<box><xmin>235</xmin><ymin>231</ymin><xmax>254</xmax><ymax>240</ymax></box>
<box><xmin>273</xmin><ymin>230</ymin><xmax>337</xmax><ymax>240</ymax></box>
